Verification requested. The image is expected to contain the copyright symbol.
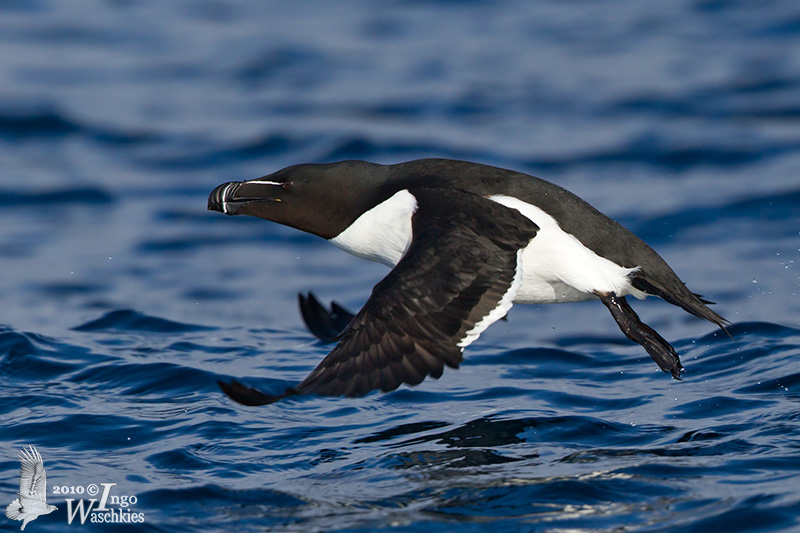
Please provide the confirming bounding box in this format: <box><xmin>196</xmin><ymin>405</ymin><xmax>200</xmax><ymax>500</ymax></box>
<box><xmin>87</xmin><ymin>484</ymin><xmax>99</xmax><ymax>496</ymax></box>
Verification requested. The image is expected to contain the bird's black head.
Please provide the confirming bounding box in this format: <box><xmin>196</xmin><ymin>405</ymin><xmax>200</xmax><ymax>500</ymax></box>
<box><xmin>208</xmin><ymin>160</ymin><xmax>390</xmax><ymax>239</ymax></box>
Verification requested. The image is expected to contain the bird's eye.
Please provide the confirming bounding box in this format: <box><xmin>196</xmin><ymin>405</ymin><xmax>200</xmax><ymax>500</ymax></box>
<box><xmin>282</xmin><ymin>181</ymin><xmax>293</xmax><ymax>190</ymax></box>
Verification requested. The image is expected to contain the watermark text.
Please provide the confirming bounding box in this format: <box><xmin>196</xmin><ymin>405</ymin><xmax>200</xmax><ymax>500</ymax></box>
<box><xmin>63</xmin><ymin>483</ymin><xmax>145</xmax><ymax>525</ymax></box>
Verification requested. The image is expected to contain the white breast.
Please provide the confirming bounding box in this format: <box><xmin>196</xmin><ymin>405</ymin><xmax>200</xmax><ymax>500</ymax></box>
<box><xmin>488</xmin><ymin>195</ymin><xmax>645</xmax><ymax>304</ymax></box>
<box><xmin>330</xmin><ymin>189</ymin><xmax>417</xmax><ymax>267</ymax></box>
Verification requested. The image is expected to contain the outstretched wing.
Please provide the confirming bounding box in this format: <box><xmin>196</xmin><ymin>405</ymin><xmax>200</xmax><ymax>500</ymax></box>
<box><xmin>18</xmin><ymin>446</ymin><xmax>48</xmax><ymax>504</ymax></box>
<box><xmin>220</xmin><ymin>188</ymin><xmax>539</xmax><ymax>405</ymax></box>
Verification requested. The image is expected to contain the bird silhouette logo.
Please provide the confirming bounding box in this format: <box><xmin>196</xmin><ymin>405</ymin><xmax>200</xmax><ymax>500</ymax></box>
<box><xmin>5</xmin><ymin>446</ymin><xmax>57</xmax><ymax>530</ymax></box>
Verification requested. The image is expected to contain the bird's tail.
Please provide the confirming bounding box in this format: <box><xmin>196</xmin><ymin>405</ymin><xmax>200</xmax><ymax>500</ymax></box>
<box><xmin>5</xmin><ymin>498</ymin><xmax>22</xmax><ymax>520</ymax></box>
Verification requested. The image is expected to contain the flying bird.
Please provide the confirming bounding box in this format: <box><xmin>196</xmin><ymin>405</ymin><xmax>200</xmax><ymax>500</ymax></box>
<box><xmin>5</xmin><ymin>446</ymin><xmax>57</xmax><ymax>530</ymax></box>
<box><xmin>208</xmin><ymin>159</ymin><xmax>727</xmax><ymax>405</ymax></box>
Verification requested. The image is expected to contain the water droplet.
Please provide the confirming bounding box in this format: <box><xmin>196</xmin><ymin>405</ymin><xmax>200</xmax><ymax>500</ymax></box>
<box><xmin>752</xmin><ymin>278</ymin><xmax>758</xmax><ymax>284</ymax></box>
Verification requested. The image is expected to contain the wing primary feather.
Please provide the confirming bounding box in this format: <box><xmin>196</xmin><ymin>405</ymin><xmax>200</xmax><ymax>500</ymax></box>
<box><xmin>218</xmin><ymin>380</ymin><xmax>297</xmax><ymax>406</ymax></box>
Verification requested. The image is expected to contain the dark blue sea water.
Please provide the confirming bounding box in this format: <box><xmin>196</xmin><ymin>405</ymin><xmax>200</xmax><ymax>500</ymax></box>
<box><xmin>2</xmin><ymin>1</ymin><xmax>800</xmax><ymax>531</ymax></box>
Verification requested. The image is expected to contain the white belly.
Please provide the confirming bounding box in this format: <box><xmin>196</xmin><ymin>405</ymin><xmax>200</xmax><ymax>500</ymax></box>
<box><xmin>488</xmin><ymin>195</ymin><xmax>646</xmax><ymax>304</ymax></box>
<box><xmin>330</xmin><ymin>190</ymin><xmax>645</xmax><ymax>306</ymax></box>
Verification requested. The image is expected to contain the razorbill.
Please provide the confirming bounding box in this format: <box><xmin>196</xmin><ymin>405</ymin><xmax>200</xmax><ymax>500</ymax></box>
<box><xmin>208</xmin><ymin>159</ymin><xmax>727</xmax><ymax>405</ymax></box>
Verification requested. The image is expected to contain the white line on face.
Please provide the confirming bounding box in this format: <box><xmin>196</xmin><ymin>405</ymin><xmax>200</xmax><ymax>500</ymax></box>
<box><xmin>246</xmin><ymin>180</ymin><xmax>283</xmax><ymax>186</ymax></box>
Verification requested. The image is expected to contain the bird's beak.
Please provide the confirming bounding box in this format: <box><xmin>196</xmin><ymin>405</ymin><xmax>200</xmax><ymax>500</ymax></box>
<box><xmin>208</xmin><ymin>181</ymin><xmax>282</xmax><ymax>216</ymax></box>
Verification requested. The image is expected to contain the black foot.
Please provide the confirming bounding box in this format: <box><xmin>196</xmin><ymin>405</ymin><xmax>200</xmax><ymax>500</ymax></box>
<box><xmin>598</xmin><ymin>292</ymin><xmax>684</xmax><ymax>379</ymax></box>
<box><xmin>298</xmin><ymin>292</ymin><xmax>355</xmax><ymax>342</ymax></box>
<box><xmin>218</xmin><ymin>380</ymin><xmax>297</xmax><ymax>406</ymax></box>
